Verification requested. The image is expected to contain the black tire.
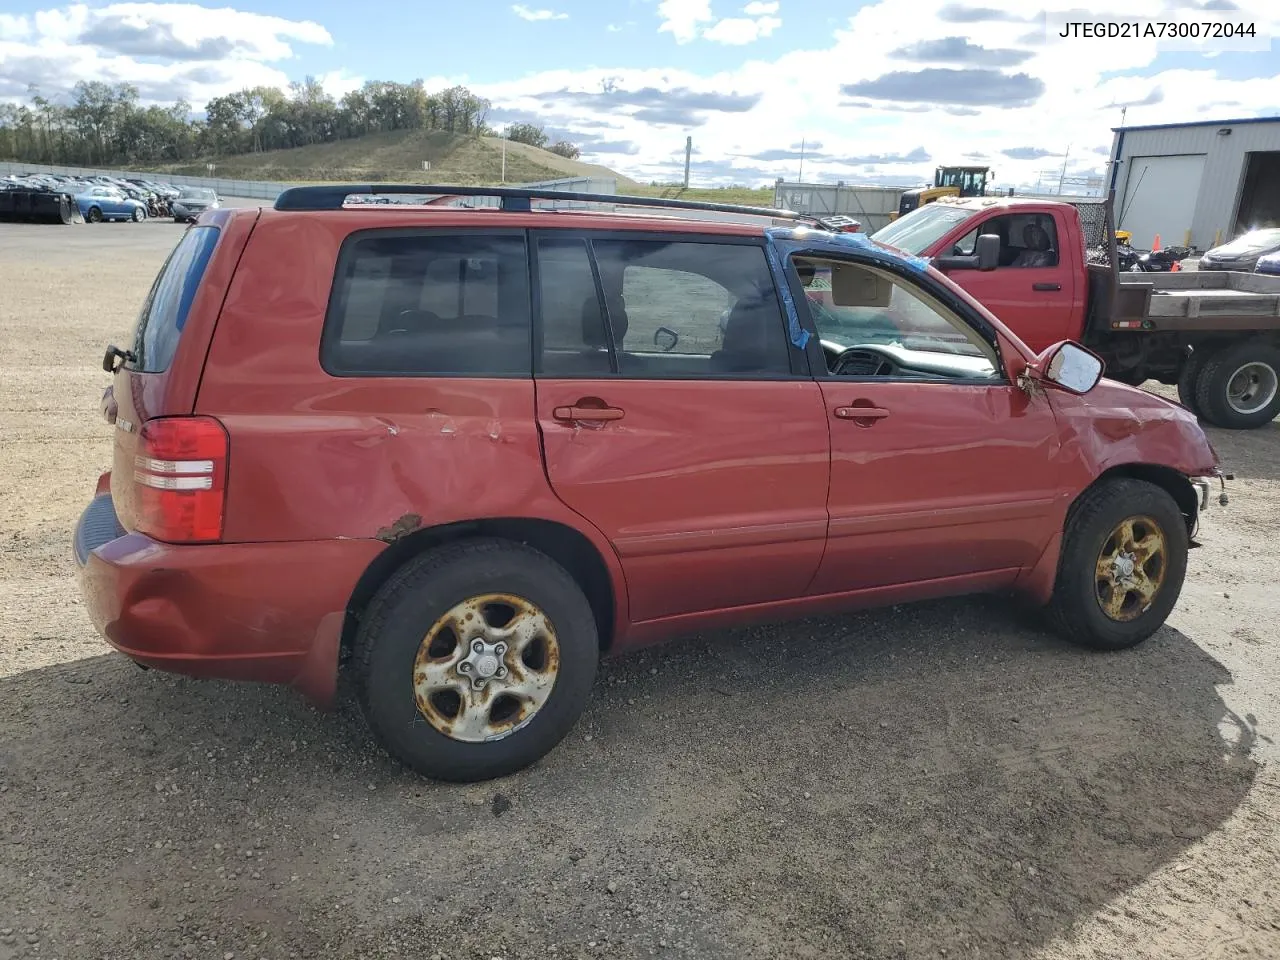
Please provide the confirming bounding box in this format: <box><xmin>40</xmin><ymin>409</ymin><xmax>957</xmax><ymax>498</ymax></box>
<box><xmin>1177</xmin><ymin>349</ymin><xmax>1209</xmax><ymax>414</ymax></box>
<box><xmin>87</xmin><ymin>206</ymin><xmax>102</xmax><ymax>223</ymax></box>
<box><xmin>1046</xmin><ymin>478</ymin><xmax>1188</xmax><ymax>651</ymax></box>
<box><xmin>132</xmin><ymin>207</ymin><xmax>145</xmax><ymax>222</ymax></box>
<box><xmin>353</xmin><ymin>538</ymin><xmax>599</xmax><ymax>782</ymax></box>
<box><xmin>1193</xmin><ymin>340</ymin><xmax>1280</xmax><ymax>430</ymax></box>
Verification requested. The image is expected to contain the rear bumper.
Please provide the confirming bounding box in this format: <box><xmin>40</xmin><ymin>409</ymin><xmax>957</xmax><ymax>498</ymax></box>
<box><xmin>74</xmin><ymin>490</ymin><xmax>385</xmax><ymax>707</ymax></box>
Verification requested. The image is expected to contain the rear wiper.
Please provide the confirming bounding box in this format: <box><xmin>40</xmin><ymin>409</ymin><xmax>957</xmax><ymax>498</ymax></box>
<box><xmin>102</xmin><ymin>344</ymin><xmax>136</xmax><ymax>373</ymax></box>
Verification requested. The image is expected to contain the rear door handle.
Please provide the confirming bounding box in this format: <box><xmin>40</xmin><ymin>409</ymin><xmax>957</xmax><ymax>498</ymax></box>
<box><xmin>553</xmin><ymin>404</ymin><xmax>625</xmax><ymax>422</ymax></box>
<box><xmin>834</xmin><ymin>406</ymin><xmax>891</xmax><ymax>421</ymax></box>
<box><xmin>1032</xmin><ymin>282</ymin><xmax>1061</xmax><ymax>291</ymax></box>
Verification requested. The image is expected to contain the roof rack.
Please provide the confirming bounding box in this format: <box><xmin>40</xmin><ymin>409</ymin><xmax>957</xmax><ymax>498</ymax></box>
<box><xmin>272</xmin><ymin>183</ymin><xmax>836</xmax><ymax>230</ymax></box>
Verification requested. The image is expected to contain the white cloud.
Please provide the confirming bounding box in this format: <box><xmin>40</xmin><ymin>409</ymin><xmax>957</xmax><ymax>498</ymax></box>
<box><xmin>0</xmin><ymin>13</ymin><xmax>32</xmax><ymax>39</ymax></box>
<box><xmin>657</xmin><ymin>0</ymin><xmax>712</xmax><ymax>44</ymax></box>
<box><xmin>660</xmin><ymin>0</ymin><xmax>782</xmax><ymax>46</ymax></box>
<box><xmin>703</xmin><ymin>13</ymin><xmax>781</xmax><ymax>44</ymax></box>
<box><xmin>0</xmin><ymin>2</ymin><xmax>332</xmax><ymax>103</ymax></box>
<box><xmin>315</xmin><ymin>68</ymin><xmax>365</xmax><ymax>100</ymax></box>
<box><xmin>512</xmin><ymin>4</ymin><xmax>569</xmax><ymax>21</ymax></box>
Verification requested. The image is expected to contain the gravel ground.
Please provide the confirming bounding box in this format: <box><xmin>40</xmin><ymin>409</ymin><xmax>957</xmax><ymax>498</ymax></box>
<box><xmin>1</xmin><ymin>212</ymin><xmax>1278</xmax><ymax>960</ymax></box>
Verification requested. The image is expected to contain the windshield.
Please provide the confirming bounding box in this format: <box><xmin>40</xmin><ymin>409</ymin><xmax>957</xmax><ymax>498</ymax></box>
<box><xmin>871</xmin><ymin>204</ymin><xmax>978</xmax><ymax>255</ymax></box>
<box><xmin>1216</xmin><ymin>228</ymin><xmax>1280</xmax><ymax>254</ymax></box>
<box><xmin>180</xmin><ymin>188</ymin><xmax>216</xmax><ymax>201</ymax></box>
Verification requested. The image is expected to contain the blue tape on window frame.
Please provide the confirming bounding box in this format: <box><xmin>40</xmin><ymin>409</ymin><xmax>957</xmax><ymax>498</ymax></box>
<box><xmin>764</xmin><ymin>237</ymin><xmax>811</xmax><ymax>350</ymax></box>
<box><xmin>825</xmin><ymin>229</ymin><xmax>933</xmax><ymax>273</ymax></box>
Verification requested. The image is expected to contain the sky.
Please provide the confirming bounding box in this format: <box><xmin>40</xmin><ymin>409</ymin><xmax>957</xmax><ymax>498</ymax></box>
<box><xmin>1</xmin><ymin>0</ymin><xmax>1278</xmax><ymax>190</ymax></box>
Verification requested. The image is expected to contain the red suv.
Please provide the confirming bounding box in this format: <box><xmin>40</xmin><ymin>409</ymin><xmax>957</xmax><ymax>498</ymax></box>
<box><xmin>77</xmin><ymin>185</ymin><xmax>1226</xmax><ymax>782</ymax></box>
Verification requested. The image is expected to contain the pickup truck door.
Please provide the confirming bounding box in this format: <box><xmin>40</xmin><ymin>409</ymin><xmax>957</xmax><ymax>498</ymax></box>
<box><xmin>792</xmin><ymin>253</ymin><xmax>1063</xmax><ymax>596</ymax></box>
<box><xmin>935</xmin><ymin>208</ymin><xmax>1081</xmax><ymax>355</ymax></box>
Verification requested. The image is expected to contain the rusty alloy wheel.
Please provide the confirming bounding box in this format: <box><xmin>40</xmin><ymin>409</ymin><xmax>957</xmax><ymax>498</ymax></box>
<box><xmin>1094</xmin><ymin>515</ymin><xmax>1168</xmax><ymax>622</ymax></box>
<box><xmin>413</xmin><ymin>593</ymin><xmax>561</xmax><ymax>743</ymax></box>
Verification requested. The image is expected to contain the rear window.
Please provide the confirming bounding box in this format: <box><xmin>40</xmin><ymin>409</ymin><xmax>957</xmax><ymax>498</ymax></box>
<box><xmin>130</xmin><ymin>225</ymin><xmax>220</xmax><ymax>373</ymax></box>
<box><xmin>321</xmin><ymin>231</ymin><xmax>531</xmax><ymax>377</ymax></box>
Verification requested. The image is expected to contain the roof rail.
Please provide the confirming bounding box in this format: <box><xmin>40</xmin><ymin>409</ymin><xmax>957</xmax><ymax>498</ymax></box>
<box><xmin>272</xmin><ymin>182</ymin><xmax>834</xmax><ymax>229</ymax></box>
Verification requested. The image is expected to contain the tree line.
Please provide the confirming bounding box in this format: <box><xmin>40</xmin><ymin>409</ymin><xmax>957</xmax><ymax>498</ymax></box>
<box><xmin>0</xmin><ymin>78</ymin><xmax>580</xmax><ymax>168</ymax></box>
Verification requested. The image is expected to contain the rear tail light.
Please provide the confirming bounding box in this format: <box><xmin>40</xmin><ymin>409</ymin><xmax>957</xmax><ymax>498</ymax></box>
<box><xmin>134</xmin><ymin>416</ymin><xmax>228</xmax><ymax>543</ymax></box>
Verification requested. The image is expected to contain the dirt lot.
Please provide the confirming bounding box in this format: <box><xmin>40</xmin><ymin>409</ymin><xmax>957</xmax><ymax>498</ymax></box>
<box><xmin>1</xmin><ymin>213</ymin><xmax>1278</xmax><ymax>960</ymax></box>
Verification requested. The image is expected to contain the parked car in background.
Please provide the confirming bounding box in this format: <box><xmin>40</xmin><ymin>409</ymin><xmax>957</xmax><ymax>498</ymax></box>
<box><xmin>171</xmin><ymin>186</ymin><xmax>220</xmax><ymax>222</ymax></box>
<box><xmin>76</xmin><ymin>185</ymin><xmax>1226</xmax><ymax>783</ymax></box>
<box><xmin>74</xmin><ymin>185</ymin><xmax>147</xmax><ymax>223</ymax></box>
<box><xmin>1198</xmin><ymin>227</ymin><xmax>1280</xmax><ymax>272</ymax></box>
<box><xmin>1255</xmin><ymin>250</ymin><xmax>1280</xmax><ymax>276</ymax></box>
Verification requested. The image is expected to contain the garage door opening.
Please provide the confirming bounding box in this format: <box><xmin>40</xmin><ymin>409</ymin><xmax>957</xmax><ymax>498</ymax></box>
<box><xmin>1233</xmin><ymin>151</ymin><xmax>1280</xmax><ymax>236</ymax></box>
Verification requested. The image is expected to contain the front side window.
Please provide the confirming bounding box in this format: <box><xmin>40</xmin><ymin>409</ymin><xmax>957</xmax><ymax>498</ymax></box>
<box><xmin>796</xmin><ymin>256</ymin><xmax>1000</xmax><ymax>380</ymax></box>
<box><xmin>951</xmin><ymin>213</ymin><xmax>1060</xmax><ymax>267</ymax></box>
<box><xmin>589</xmin><ymin>239</ymin><xmax>792</xmax><ymax>377</ymax></box>
<box><xmin>323</xmin><ymin>232</ymin><xmax>531</xmax><ymax>376</ymax></box>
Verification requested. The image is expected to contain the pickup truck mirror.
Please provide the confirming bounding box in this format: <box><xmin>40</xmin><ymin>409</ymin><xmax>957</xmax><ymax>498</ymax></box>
<box><xmin>975</xmin><ymin>233</ymin><xmax>1000</xmax><ymax>270</ymax></box>
<box><xmin>1026</xmin><ymin>341</ymin><xmax>1104</xmax><ymax>395</ymax></box>
<box><xmin>931</xmin><ymin>232</ymin><xmax>1000</xmax><ymax>272</ymax></box>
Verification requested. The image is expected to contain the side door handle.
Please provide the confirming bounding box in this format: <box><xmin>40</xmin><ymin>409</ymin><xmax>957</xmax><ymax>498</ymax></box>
<box><xmin>553</xmin><ymin>404</ymin><xmax>625</xmax><ymax>423</ymax></box>
<box><xmin>1032</xmin><ymin>282</ymin><xmax>1061</xmax><ymax>291</ymax></box>
<box><xmin>834</xmin><ymin>405</ymin><xmax>891</xmax><ymax>424</ymax></box>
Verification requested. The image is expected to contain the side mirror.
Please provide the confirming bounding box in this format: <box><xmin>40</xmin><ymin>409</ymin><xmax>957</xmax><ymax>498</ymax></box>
<box><xmin>933</xmin><ymin>232</ymin><xmax>1000</xmax><ymax>272</ymax></box>
<box><xmin>1026</xmin><ymin>341</ymin><xmax>1104</xmax><ymax>395</ymax></box>
<box><xmin>975</xmin><ymin>232</ymin><xmax>999</xmax><ymax>271</ymax></box>
<box><xmin>654</xmin><ymin>326</ymin><xmax>679</xmax><ymax>353</ymax></box>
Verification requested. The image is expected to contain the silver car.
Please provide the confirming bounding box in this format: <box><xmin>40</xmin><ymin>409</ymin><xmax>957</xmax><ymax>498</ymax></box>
<box><xmin>1198</xmin><ymin>227</ymin><xmax>1280</xmax><ymax>272</ymax></box>
<box><xmin>171</xmin><ymin>187</ymin><xmax>220</xmax><ymax>223</ymax></box>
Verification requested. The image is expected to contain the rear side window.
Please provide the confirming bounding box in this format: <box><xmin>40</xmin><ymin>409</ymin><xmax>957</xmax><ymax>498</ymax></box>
<box><xmin>322</xmin><ymin>232</ymin><xmax>531</xmax><ymax>376</ymax></box>
<box><xmin>130</xmin><ymin>225</ymin><xmax>220</xmax><ymax>373</ymax></box>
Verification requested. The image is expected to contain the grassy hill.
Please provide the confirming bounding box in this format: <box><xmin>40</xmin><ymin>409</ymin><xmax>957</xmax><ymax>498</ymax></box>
<box><xmin>153</xmin><ymin>130</ymin><xmax>635</xmax><ymax>187</ymax></box>
<box><xmin>147</xmin><ymin>129</ymin><xmax>776</xmax><ymax>206</ymax></box>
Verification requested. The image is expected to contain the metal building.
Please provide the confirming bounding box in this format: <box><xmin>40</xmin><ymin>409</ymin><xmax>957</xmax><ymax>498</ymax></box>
<box><xmin>1107</xmin><ymin>115</ymin><xmax>1280</xmax><ymax>251</ymax></box>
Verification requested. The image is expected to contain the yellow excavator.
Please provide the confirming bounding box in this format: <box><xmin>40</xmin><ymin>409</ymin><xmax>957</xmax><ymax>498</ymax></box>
<box><xmin>889</xmin><ymin>166</ymin><xmax>992</xmax><ymax>220</ymax></box>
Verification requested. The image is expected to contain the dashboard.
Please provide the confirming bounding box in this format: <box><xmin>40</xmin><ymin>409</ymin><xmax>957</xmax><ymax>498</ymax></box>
<box><xmin>820</xmin><ymin>339</ymin><xmax>999</xmax><ymax>380</ymax></box>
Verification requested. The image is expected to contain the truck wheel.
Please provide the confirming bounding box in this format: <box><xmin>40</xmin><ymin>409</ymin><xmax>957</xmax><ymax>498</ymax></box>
<box><xmin>1194</xmin><ymin>341</ymin><xmax>1280</xmax><ymax>429</ymax></box>
<box><xmin>354</xmin><ymin>538</ymin><xmax>599</xmax><ymax>782</ymax></box>
<box><xmin>1176</xmin><ymin>350</ymin><xmax>1209</xmax><ymax>414</ymax></box>
<box><xmin>1046</xmin><ymin>477</ymin><xmax>1188</xmax><ymax>651</ymax></box>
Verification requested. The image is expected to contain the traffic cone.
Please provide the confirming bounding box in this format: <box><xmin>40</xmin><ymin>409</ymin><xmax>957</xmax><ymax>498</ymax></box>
<box><xmin>1152</xmin><ymin>233</ymin><xmax>1162</xmax><ymax>251</ymax></box>
<box><xmin>1171</xmin><ymin>260</ymin><xmax>1181</xmax><ymax>271</ymax></box>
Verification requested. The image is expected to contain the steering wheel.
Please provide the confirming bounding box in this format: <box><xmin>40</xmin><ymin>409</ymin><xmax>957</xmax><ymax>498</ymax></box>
<box><xmin>831</xmin><ymin>344</ymin><xmax>901</xmax><ymax>378</ymax></box>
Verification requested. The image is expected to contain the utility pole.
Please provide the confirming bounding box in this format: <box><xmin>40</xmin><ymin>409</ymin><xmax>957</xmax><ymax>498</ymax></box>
<box><xmin>501</xmin><ymin>125</ymin><xmax>508</xmax><ymax>184</ymax></box>
<box><xmin>798</xmin><ymin>138</ymin><xmax>806</xmax><ymax>181</ymax></box>
<box><xmin>1056</xmin><ymin>143</ymin><xmax>1071</xmax><ymax>195</ymax></box>
<box><xmin>683</xmin><ymin>136</ymin><xmax>691</xmax><ymax>189</ymax></box>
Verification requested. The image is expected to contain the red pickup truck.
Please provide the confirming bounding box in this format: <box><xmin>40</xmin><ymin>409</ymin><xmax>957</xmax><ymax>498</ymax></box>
<box><xmin>873</xmin><ymin>196</ymin><xmax>1280</xmax><ymax>429</ymax></box>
